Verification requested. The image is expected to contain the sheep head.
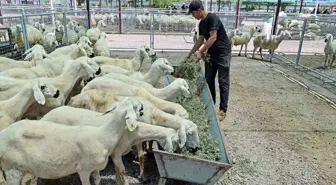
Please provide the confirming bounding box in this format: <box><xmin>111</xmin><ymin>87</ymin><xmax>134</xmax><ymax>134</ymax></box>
<box><xmin>78</xmin><ymin>57</ymin><xmax>101</xmax><ymax>81</ymax></box>
<box><xmin>31</xmin><ymin>79</ymin><xmax>60</xmax><ymax>105</ymax></box>
<box><xmin>78</xmin><ymin>36</ymin><xmax>92</xmax><ymax>47</ymax></box>
<box><xmin>324</xmin><ymin>33</ymin><xmax>333</xmax><ymax>43</ymax></box>
<box><xmin>98</xmin><ymin>20</ymin><xmax>107</xmax><ymax>28</ymax></box>
<box><xmin>153</xmin><ymin>58</ymin><xmax>174</xmax><ymax>75</ymax></box>
<box><xmin>281</xmin><ymin>30</ymin><xmax>292</xmax><ymax>40</ymax></box>
<box><xmin>185</xmin><ymin>122</ymin><xmax>200</xmax><ymax>153</ymax></box>
<box><xmin>102</xmin><ymin>97</ymin><xmax>144</xmax><ymax>132</ymax></box>
<box><xmin>175</xmin><ymin>78</ymin><xmax>190</xmax><ymax>98</ymax></box>
<box><xmin>142</xmin><ymin>45</ymin><xmax>156</xmax><ymax>61</ymax></box>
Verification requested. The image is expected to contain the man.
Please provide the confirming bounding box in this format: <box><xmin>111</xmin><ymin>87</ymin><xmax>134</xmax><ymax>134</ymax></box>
<box><xmin>187</xmin><ymin>0</ymin><xmax>231</xmax><ymax>121</ymax></box>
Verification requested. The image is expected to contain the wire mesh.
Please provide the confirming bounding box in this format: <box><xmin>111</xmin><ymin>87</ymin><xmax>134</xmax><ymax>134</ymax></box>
<box><xmin>0</xmin><ymin>15</ymin><xmax>26</xmax><ymax>60</ymax></box>
<box><xmin>293</xmin><ymin>18</ymin><xmax>336</xmax><ymax>81</ymax></box>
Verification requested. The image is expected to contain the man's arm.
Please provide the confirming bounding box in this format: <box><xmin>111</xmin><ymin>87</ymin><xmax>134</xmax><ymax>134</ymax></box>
<box><xmin>188</xmin><ymin>35</ymin><xmax>205</xmax><ymax>57</ymax></box>
<box><xmin>198</xmin><ymin>15</ymin><xmax>219</xmax><ymax>54</ymax></box>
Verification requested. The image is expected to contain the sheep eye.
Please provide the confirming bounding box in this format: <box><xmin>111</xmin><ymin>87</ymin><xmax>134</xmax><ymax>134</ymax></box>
<box><xmin>41</xmin><ymin>85</ymin><xmax>46</xmax><ymax>90</ymax></box>
<box><xmin>145</xmin><ymin>48</ymin><xmax>149</xmax><ymax>52</ymax></box>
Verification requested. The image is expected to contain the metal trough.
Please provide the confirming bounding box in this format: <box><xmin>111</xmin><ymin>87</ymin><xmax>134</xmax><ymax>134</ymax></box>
<box><xmin>153</xmin><ymin>74</ymin><xmax>232</xmax><ymax>185</ymax></box>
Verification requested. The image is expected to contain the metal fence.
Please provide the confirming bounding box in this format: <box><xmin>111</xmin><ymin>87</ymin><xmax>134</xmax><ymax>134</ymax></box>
<box><xmin>275</xmin><ymin>17</ymin><xmax>336</xmax><ymax>85</ymax></box>
<box><xmin>0</xmin><ymin>9</ymin><xmax>335</xmax><ymax>82</ymax></box>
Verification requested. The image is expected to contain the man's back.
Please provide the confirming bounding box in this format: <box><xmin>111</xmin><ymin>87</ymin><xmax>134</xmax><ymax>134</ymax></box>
<box><xmin>199</xmin><ymin>13</ymin><xmax>231</xmax><ymax>55</ymax></box>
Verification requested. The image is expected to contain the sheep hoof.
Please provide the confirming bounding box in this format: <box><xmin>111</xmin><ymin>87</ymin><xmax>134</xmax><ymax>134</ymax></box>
<box><xmin>238</xmin><ymin>53</ymin><xmax>241</xmax><ymax>56</ymax></box>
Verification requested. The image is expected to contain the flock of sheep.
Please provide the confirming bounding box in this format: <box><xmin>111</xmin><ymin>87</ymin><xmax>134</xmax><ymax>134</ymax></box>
<box><xmin>0</xmin><ymin>16</ymin><xmax>202</xmax><ymax>185</ymax></box>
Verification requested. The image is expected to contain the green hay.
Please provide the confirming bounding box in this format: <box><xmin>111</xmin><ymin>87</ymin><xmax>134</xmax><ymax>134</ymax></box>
<box><xmin>174</xmin><ymin>54</ymin><xmax>220</xmax><ymax>161</ymax></box>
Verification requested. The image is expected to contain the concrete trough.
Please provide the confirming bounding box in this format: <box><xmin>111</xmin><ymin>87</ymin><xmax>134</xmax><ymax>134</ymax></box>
<box><xmin>153</xmin><ymin>74</ymin><xmax>232</xmax><ymax>185</ymax></box>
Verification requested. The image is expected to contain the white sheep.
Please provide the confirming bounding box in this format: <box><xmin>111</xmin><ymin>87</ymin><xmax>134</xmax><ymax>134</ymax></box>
<box><xmin>323</xmin><ymin>33</ymin><xmax>336</xmax><ymax>69</ymax></box>
<box><xmin>0</xmin><ymin>44</ymin><xmax>92</xmax><ymax>79</ymax></box>
<box><xmin>81</xmin><ymin>77</ymin><xmax>189</xmax><ymax>118</ymax></box>
<box><xmin>0</xmin><ymin>58</ymin><xmax>34</xmax><ymax>72</ymax></box>
<box><xmin>40</xmin><ymin>104</ymin><xmax>178</xmax><ymax>185</ymax></box>
<box><xmin>62</xmin><ymin>21</ymin><xmax>79</xmax><ymax>45</ymax></box>
<box><xmin>92</xmin><ymin>45</ymin><xmax>156</xmax><ymax>71</ymax></box>
<box><xmin>68</xmin><ymin>89</ymin><xmax>200</xmax><ymax>181</ymax></box>
<box><xmin>252</xmin><ymin>30</ymin><xmax>291</xmax><ymax>62</ymax></box>
<box><xmin>86</xmin><ymin>20</ymin><xmax>107</xmax><ymax>45</ymax></box>
<box><xmin>99</xmin><ymin>57</ymin><xmax>174</xmax><ymax>86</ymax></box>
<box><xmin>93</xmin><ymin>32</ymin><xmax>110</xmax><ymax>57</ymax></box>
<box><xmin>48</xmin><ymin>36</ymin><xmax>92</xmax><ymax>58</ymax></box>
<box><xmin>103</xmin><ymin>73</ymin><xmax>190</xmax><ymax>101</ymax></box>
<box><xmin>231</xmin><ymin>26</ymin><xmax>261</xmax><ymax>57</ymax></box>
<box><xmin>0</xmin><ymin>97</ymin><xmax>144</xmax><ymax>185</ymax></box>
<box><xmin>0</xmin><ymin>79</ymin><xmax>59</xmax><ymax>131</ymax></box>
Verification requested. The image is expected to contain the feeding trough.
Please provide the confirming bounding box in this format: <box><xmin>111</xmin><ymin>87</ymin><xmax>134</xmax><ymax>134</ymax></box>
<box><xmin>153</xmin><ymin>71</ymin><xmax>232</xmax><ymax>185</ymax></box>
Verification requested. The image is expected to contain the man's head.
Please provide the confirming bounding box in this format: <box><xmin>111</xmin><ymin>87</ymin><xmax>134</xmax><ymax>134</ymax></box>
<box><xmin>188</xmin><ymin>0</ymin><xmax>205</xmax><ymax>20</ymax></box>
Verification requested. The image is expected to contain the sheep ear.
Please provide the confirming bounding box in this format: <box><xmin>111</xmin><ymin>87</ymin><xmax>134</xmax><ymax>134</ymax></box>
<box><xmin>81</xmin><ymin>62</ymin><xmax>95</xmax><ymax>74</ymax></box>
<box><xmin>101</xmin><ymin>103</ymin><xmax>118</xmax><ymax>116</ymax></box>
<box><xmin>33</xmin><ymin>83</ymin><xmax>46</xmax><ymax>105</ymax></box>
<box><xmin>125</xmin><ymin>110</ymin><xmax>138</xmax><ymax>132</ymax></box>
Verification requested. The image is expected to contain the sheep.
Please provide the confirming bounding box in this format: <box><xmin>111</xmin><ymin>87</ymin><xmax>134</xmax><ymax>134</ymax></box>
<box><xmin>323</xmin><ymin>33</ymin><xmax>336</xmax><ymax>69</ymax></box>
<box><xmin>86</xmin><ymin>20</ymin><xmax>107</xmax><ymax>45</ymax></box>
<box><xmin>68</xmin><ymin>89</ymin><xmax>199</xmax><ymax>181</ymax></box>
<box><xmin>77</xmin><ymin>25</ymin><xmax>87</xmax><ymax>38</ymax></box>
<box><xmin>103</xmin><ymin>73</ymin><xmax>190</xmax><ymax>101</ymax></box>
<box><xmin>81</xmin><ymin>77</ymin><xmax>189</xmax><ymax>119</ymax></box>
<box><xmin>231</xmin><ymin>26</ymin><xmax>261</xmax><ymax>57</ymax></box>
<box><xmin>92</xmin><ymin>45</ymin><xmax>156</xmax><ymax>71</ymax></box>
<box><xmin>14</xmin><ymin>24</ymin><xmax>44</xmax><ymax>50</ymax></box>
<box><xmin>0</xmin><ymin>97</ymin><xmax>144</xmax><ymax>185</ymax></box>
<box><xmin>40</xmin><ymin>105</ymin><xmax>179</xmax><ymax>185</ymax></box>
<box><xmin>93</xmin><ymin>32</ymin><xmax>110</xmax><ymax>57</ymax></box>
<box><xmin>252</xmin><ymin>30</ymin><xmax>291</xmax><ymax>62</ymax></box>
<box><xmin>42</xmin><ymin>32</ymin><xmax>59</xmax><ymax>53</ymax></box>
<box><xmin>0</xmin><ymin>58</ymin><xmax>34</xmax><ymax>72</ymax></box>
<box><xmin>48</xmin><ymin>36</ymin><xmax>92</xmax><ymax>58</ymax></box>
<box><xmin>0</xmin><ymin>44</ymin><xmax>92</xmax><ymax>79</ymax></box>
<box><xmin>62</xmin><ymin>21</ymin><xmax>79</xmax><ymax>45</ymax></box>
<box><xmin>0</xmin><ymin>79</ymin><xmax>60</xmax><ymax>131</ymax></box>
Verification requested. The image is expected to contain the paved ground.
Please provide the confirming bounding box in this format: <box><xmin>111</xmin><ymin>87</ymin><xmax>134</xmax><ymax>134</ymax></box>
<box><xmin>107</xmin><ymin>34</ymin><xmax>326</xmax><ymax>54</ymax></box>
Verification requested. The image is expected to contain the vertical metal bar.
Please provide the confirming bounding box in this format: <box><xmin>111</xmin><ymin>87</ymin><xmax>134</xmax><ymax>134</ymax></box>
<box><xmin>272</xmin><ymin>0</ymin><xmax>281</xmax><ymax>35</ymax></box>
<box><xmin>118</xmin><ymin>0</ymin><xmax>122</xmax><ymax>34</ymax></box>
<box><xmin>150</xmin><ymin>12</ymin><xmax>154</xmax><ymax>50</ymax></box>
<box><xmin>299</xmin><ymin>0</ymin><xmax>303</xmax><ymax>13</ymax></box>
<box><xmin>235</xmin><ymin>0</ymin><xmax>240</xmax><ymax>29</ymax></box>
<box><xmin>63</xmin><ymin>12</ymin><xmax>69</xmax><ymax>46</ymax></box>
<box><xmin>295</xmin><ymin>19</ymin><xmax>307</xmax><ymax>65</ymax></box>
<box><xmin>21</xmin><ymin>12</ymin><xmax>29</xmax><ymax>50</ymax></box>
<box><xmin>87</xmin><ymin>0</ymin><xmax>91</xmax><ymax>29</ymax></box>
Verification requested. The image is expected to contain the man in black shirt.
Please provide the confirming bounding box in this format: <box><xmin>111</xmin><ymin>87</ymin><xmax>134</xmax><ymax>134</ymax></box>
<box><xmin>187</xmin><ymin>0</ymin><xmax>231</xmax><ymax>121</ymax></box>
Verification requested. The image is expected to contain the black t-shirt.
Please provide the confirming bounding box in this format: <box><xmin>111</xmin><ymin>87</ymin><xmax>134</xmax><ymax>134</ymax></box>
<box><xmin>199</xmin><ymin>13</ymin><xmax>231</xmax><ymax>55</ymax></box>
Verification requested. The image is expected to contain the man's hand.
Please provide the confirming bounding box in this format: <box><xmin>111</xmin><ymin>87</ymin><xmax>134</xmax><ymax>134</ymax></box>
<box><xmin>195</xmin><ymin>50</ymin><xmax>202</xmax><ymax>61</ymax></box>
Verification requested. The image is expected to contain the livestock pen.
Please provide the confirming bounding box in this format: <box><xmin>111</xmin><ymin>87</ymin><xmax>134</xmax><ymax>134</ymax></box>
<box><xmin>0</xmin><ymin>7</ymin><xmax>336</xmax><ymax>185</ymax></box>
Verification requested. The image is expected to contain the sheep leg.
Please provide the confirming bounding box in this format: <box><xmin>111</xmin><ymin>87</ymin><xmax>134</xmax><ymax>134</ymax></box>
<box><xmin>259</xmin><ymin>48</ymin><xmax>263</xmax><ymax>60</ymax></box>
<box><xmin>244</xmin><ymin>44</ymin><xmax>248</xmax><ymax>57</ymax></box>
<box><xmin>330</xmin><ymin>54</ymin><xmax>336</xmax><ymax>69</ymax></box>
<box><xmin>238</xmin><ymin>44</ymin><xmax>243</xmax><ymax>56</ymax></box>
<box><xmin>78</xmin><ymin>171</ymin><xmax>91</xmax><ymax>185</ymax></box>
<box><xmin>4</xmin><ymin>169</ymin><xmax>24</xmax><ymax>185</ymax></box>
<box><xmin>0</xmin><ymin>171</ymin><xmax>6</xmax><ymax>185</ymax></box>
<box><xmin>112</xmin><ymin>157</ymin><xmax>129</xmax><ymax>185</ymax></box>
<box><xmin>91</xmin><ymin>170</ymin><xmax>101</xmax><ymax>185</ymax></box>
<box><xmin>324</xmin><ymin>54</ymin><xmax>328</xmax><ymax>68</ymax></box>
<box><xmin>252</xmin><ymin>47</ymin><xmax>257</xmax><ymax>59</ymax></box>
<box><xmin>135</xmin><ymin>143</ymin><xmax>147</xmax><ymax>182</ymax></box>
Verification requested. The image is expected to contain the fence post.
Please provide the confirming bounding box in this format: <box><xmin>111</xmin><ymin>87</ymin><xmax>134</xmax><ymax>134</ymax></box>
<box><xmin>295</xmin><ymin>19</ymin><xmax>307</xmax><ymax>65</ymax></box>
<box><xmin>150</xmin><ymin>12</ymin><xmax>154</xmax><ymax>50</ymax></box>
<box><xmin>63</xmin><ymin>12</ymin><xmax>69</xmax><ymax>46</ymax></box>
<box><xmin>21</xmin><ymin>11</ymin><xmax>29</xmax><ymax>51</ymax></box>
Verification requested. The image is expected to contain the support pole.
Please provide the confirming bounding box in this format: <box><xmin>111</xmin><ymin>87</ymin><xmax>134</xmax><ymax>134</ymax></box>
<box><xmin>86</xmin><ymin>0</ymin><xmax>91</xmax><ymax>28</ymax></box>
<box><xmin>272</xmin><ymin>0</ymin><xmax>281</xmax><ymax>35</ymax></box>
<box><xmin>118</xmin><ymin>0</ymin><xmax>122</xmax><ymax>34</ymax></box>
<box><xmin>235</xmin><ymin>0</ymin><xmax>240</xmax><ymax>29</ymax></box>
<box><xmin>299</xmin><ymin>0</ymin><xmax>303</xmax><ymax>13</ymax></box>
<box><xmin>295</xmin><ymin>19</ymin><xmax>307</xmax><ymax>65</ymax></box>
<box><xmin>210</xmin><ymin>0</ymin><xmax>212</xmax><ymax>11</ymax></box>
<box><xmin>205</xmin><ymin>0</ymin><xmax>207</xmax><ymax>11</ymax></box>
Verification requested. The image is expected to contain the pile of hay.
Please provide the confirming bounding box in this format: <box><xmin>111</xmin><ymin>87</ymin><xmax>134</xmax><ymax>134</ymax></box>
<box><xmin>173</xmin><ymin>54</ymin><xmax>220</xmax><ymax>161</ymax></box>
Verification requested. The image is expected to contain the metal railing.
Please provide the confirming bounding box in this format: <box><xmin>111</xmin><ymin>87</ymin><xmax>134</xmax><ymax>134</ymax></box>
<box><xmin>0</xmin><ymin>9</ymin><xmax>335</xmax><ymax>86</ymax></box>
